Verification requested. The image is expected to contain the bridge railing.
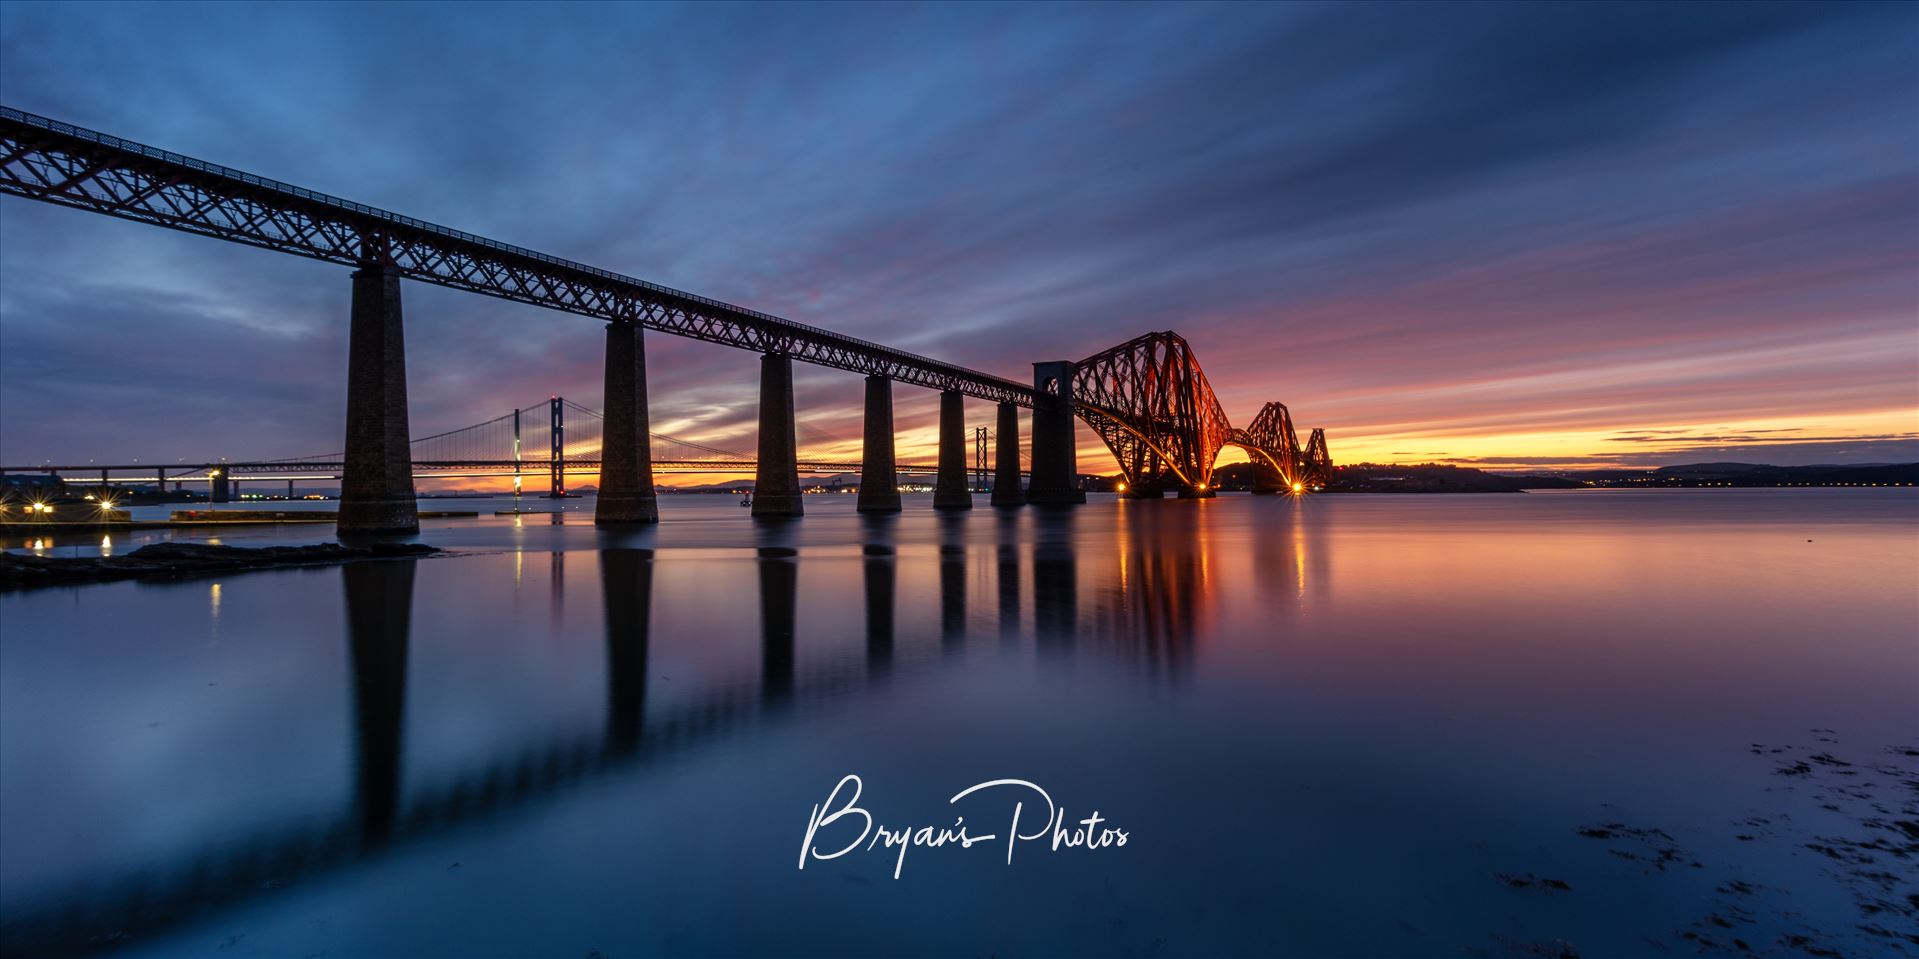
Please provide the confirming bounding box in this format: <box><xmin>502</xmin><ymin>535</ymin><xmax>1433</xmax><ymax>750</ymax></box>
<box><xmin>0</xmin><ymin>106</ymin><xmax>1035</xmax><ymax>404</ymax></box>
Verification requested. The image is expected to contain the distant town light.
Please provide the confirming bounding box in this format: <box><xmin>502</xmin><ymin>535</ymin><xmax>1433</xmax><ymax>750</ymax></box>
<box><xmin>1292</xmin><ymin>482</ymin><xmax>1304</xmax><ymax>493</ymax></box>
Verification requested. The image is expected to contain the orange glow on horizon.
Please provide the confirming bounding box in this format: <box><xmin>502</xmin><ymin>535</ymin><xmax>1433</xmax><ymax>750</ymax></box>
<box><xmin>407</xmin><ymin>401</ymin><xmax>1915</xmax><ymax>496</ymax></box>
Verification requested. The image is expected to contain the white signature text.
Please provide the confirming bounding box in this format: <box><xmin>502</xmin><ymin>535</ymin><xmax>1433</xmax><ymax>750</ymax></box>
<box><xmin>798</xmin><ymin>774</ymin><xmax>1129</xmax><ymax>878</ymax></box>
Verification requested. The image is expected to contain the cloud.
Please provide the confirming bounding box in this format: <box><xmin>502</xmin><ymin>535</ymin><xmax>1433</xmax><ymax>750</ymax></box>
<box><xmin>0</xmin><ymin>2</ymin><xmax>1913</xmax><ymax>473</ymax></box>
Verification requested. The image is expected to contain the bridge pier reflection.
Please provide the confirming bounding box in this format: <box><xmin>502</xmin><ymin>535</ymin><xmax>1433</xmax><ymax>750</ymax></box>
<box><xmin>600</xmin><ymin>548</ymin><xmax>653</xmax><ymax>757</ymax></box>
<box><xmin>756</xmin><ymin>526</ymin><xmax>798</xmax><ymax>707</ymax></box>
<box><xmin>1032</xmin><ymin>511</ymin><xmax>1078</xmax><ymax>656</ymax></box>
<box><xmin>862</xmin><ymin>516</ymin><xmax>896</xmax><ymax>678</ymax></box>
<box><xmin>594</xmin><ymin>322</ymin><xmax>660</xmax><ymax>525</ymax></box>
<box><xmin>996</xmin><ymin>512</ymin><xmax>1022</xmax><ymax>645</ymax></box>
<box><xmin>342</xmin><ymin>558</ymin><xmax>415</xmax><ymax>845</ymax></box>
<box><xmin>753</xmin><ymin>352</ymin><xmax>804</xmax><ymax>518</ymax></box>
<box><xmin>338</xmin><ymin>263</ymin><xmax>420</xmax><ymax>535</ymax></box>
<box><xmin>0</xmin><ymin>518</ymin><xmax>1270</xmax><ymax>955</ymax></box>
<box><xmin>939</xmin><ymin>514</ymin><xmax>966</xmax><ymax>655</ymax></box>
<box><xmin>858</xmin><ymin>375</ymin><xmax>901</xmax><ymax>513</ymax></box>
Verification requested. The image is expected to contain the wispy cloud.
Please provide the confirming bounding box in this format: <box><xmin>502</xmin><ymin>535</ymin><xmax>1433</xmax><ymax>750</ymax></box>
<box><xmin>0</xmin><ymin>2</ymin><xmax>1912</xmax><ymax>474</ymax></box>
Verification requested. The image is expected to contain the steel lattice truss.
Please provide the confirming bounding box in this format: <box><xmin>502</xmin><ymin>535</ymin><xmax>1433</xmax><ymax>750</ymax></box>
<box><xmin>1301</xmin><ymin>429</ymin><xmax>1332</xmax><ymax>486</ymax></box>
<box><xmin>1231</xmin><ymin>402</ymin><xmax>1303</xmax><ymax>486</ymax></box>
<box><xmin>0</xmin><ymin>107</ymin><xmax>1033</xmax><ymax>405</ymax></box>
<box><xmin>1072</xmin><ymin>332</ymin><xmax>1235</xmax><ymax>490</ymax></box>
<box><xmin>1072</xmin><ymin>333</ymin><xmax>1329</xmax><ymax>491</ymax></box>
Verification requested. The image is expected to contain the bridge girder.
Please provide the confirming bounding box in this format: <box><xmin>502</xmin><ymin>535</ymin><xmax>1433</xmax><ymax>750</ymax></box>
<box><xmin>1301</xmin><ymin>429</ymin><xmax>1333</xmax><ymax>486</ymax></box>
<box><xmin>1072</xmin><ymin>332</ymin><xmax>1233</xmax><ymax>492</ymax></box>
<box><xmin>1227</xmin><ymin>401</ymin><xmax>1302</xmax><ymax>487</ymax></box>
<box><xmin>1069</xmin><ymin>333</ymin><xmax>1323</xmax><ymax>493</ymax></box>
<box><xmin>0</xmin><ymin>106</ymin><xmax>1336</xmax><ymax>496</ymax></box>
<box><xmin>0</xmin><ymin>107</ymin><xmax>1032</xmax><ymax>405</ymax></box>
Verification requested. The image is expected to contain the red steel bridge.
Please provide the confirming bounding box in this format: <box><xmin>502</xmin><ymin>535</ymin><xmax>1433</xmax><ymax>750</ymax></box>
<box><xmin>0</xmin><ymin>106</ymin><xmax>1330</xmax><ymax>529</ymax></box>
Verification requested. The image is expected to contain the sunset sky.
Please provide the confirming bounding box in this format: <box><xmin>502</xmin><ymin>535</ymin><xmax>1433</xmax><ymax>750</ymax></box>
<box><xmin>1</xmin><ymin>1</ymin><xmax>1913</xmax><ymax>482</ymax></box>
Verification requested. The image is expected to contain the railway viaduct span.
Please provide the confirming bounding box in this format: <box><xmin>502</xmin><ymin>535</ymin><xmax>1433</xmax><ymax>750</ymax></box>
<box><xmin>0</xmin><ymin>107</ymin><xmax>1329</xmax><ymax>532</ymax></box>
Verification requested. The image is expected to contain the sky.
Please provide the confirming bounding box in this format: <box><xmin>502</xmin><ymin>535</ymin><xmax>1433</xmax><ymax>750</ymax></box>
<box><xmin>0</xmin><ymin>0</ymin><xmax>1914</xmax><ymax>483</ymax></box>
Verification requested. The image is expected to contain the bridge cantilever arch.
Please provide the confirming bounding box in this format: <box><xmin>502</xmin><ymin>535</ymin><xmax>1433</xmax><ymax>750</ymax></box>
<box><xmin>1067</xmin><ymin>331</ymin><xmax>1326</xmax><ymax>498</ymax></box>
<box><xmin>0</xmin><ymin>106</ymin><xmax>1329</xmax><ymax>525</ymax></box>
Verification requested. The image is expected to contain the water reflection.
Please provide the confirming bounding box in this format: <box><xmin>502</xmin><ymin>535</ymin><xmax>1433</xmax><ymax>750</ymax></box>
<box><xmin>343</xmin><ymin>560</ymin><xmax>414</xmax><ymax>845</ymax></box>
<box><xmin>549</xmin><ymin>549</ymin><xmax>565</xmax><ymax>633</ymax></box>
<box><xmin>1032</xmin><ymin>510</ymin><xmax>1078</xmax><ymax>658</ymax></box>
<box><xmin>5</xmin><ymin>493</ymin><xmax>1913</xmax><ymax>957</ymax></box>
<box><xmin>756</xmin><ymin>523</ymin><xmax>796</xmax><ymax>708</ymax></box>
<box><xmin>938</xmin><ymin>514</ymin><xmax>966</xmax><ymax>656</ymax></box>
<box><xmin>996</xmin><ymin>511</ymin><xmax>1021</xmax><ymax>645</ymax></box>
<box><xmin>2</xmin><ymin>510</ymin><xmax>1252</xmax><ymax>955</ymax></box>
<box><xmin>600</xmin><ymin>548</ymin><xmax>651</xmax><ymax>758</ymax></box>
<box><xmin>862</xmin><ymin>514</ymin><xmax>896</xmax><ymax>679</ymax></box>
<box><xmin>1101</xmin><ymin>507</ymin><xmax>1203</xmax><ymax>683</ymax></box>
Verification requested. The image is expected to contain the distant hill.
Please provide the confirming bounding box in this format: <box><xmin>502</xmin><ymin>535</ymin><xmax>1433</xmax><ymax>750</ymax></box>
<box><xmin>1325</xmin><ymin>463</ymin><xmax>1562</xmax><ymax>492</ymax></box>
<box><xmin>1206</xmin><ymin>460</ymin><xmax>1918</xmax><ymax>494</ymax></box>
<box><xmin>1518</xmin><ymin>462</ymin><xmax>1918</xmax><ymax>487</ymax></box>
<box><xmin>662</xmin><ymin>473</ymin><xmax>867</xmax><ymax>493</ymax></box>
<box><xmin>1207</xmin><ymin>462</ymin><xmax>1560</xmax><ymax>493</ymax></box>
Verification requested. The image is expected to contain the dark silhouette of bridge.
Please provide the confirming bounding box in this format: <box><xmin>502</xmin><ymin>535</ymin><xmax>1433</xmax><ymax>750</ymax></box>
<box><xmin>0</xmin><ymin>106</ymin><xmax>1330</xmax><ymax>532</ymax></box>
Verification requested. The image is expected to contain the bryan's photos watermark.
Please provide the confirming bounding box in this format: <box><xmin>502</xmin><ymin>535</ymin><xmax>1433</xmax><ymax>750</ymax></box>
<box><xmin>799</xmin><ymin>774</ymin><xmax>1129</xmax><ymax>878</ymax></box>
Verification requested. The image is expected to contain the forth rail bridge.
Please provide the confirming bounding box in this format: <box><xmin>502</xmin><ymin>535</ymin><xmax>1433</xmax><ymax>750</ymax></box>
<box><xmin>0</xmin><ymin>106</ymin><xmax>1331</xmax><ymax>532</ymax></box>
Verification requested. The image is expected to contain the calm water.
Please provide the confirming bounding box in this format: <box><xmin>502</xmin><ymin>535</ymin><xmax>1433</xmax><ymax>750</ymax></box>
<box><xmin>2</xmin><ymin>490</ymin><xmax>1915</xmax><ymax>957</ymax></box>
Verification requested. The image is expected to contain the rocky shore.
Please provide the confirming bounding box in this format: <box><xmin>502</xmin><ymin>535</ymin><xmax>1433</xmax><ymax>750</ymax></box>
<box><xmin>0</xmin><ymin>541</ymin><xmax>440</xmax><ymax>589</ymax></box>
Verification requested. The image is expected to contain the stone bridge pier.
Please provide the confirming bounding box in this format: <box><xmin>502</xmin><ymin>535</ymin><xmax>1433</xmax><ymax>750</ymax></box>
<box><xmin>753</xmin><ymin>352</ymin><xmax>804</xmax><ymax>518</ymax></box>
<box><xmin>1026</xmin><ymin>360</ymin><xmax>1084</xmax><ymax>505</ymax></box>
<box><xmin>858</xmin><ymin>375</ymin><xmax>900</xmax><ymax>513</ymax></box>
<box><xmin>338</xmin><ymin>263</ymin><xmax>418</xmax><ymax>535</ymax></box>
<box><xmin>594</xmin><ymin>320</ymin><xmax>659</xmax><ymax>525</ymax></box>
<box><xmin>991</xmin><ymin>401</ymin><xmax>1024</xmax><ymax>507</ymax></box>
<box><xmin>933</xmin><ymin>389</ymin><xmax>972</xmax><ymax>510</ymax></box>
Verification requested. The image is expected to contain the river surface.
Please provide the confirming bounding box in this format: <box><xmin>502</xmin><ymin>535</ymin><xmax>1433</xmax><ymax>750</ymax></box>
<box><xmin>2</xmin><ymin>490</ymin><xmax>1915</xmax><ymax>957</ymax></box>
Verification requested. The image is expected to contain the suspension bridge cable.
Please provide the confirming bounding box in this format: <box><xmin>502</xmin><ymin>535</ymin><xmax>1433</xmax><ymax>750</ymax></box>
<box><xmin>268</xmin><ymin>400</ymin><xmax>778</xmax><ymax>465</ymax></box>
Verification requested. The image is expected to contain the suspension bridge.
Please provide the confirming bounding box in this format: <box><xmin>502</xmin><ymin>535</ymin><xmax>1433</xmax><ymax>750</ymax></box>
<box><xmin>0</xmin><ymin>106</ymin><xmax>1331</xmax><ymax>529</ymax></box>
<box><xmin>1</xmin><ymin>397</ymin><xmax>978</xmax><ymax>500</ymax></box>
